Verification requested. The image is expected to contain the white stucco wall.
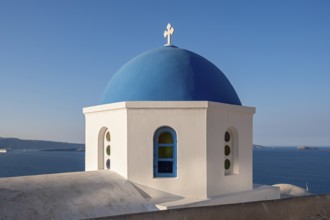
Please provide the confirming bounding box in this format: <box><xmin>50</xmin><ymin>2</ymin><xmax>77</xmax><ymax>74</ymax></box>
<box><xmin>83</xmin><ymin>101</ymin><xmax>255</xmax><ymax>199</ymax></box>
<box><xmin>84</xmin><ymin>103</ymin><xmax>128</xmax><ymax>178</ymax></box>
<box><xmin>206</xmin><ymin>102</ymin><xmax>255</xmax><ymax>197</ymax></box>
<box><xmin>125</xmin><ymin>102</ymin><xmax>207</xmax><ymax>198</ymax></box>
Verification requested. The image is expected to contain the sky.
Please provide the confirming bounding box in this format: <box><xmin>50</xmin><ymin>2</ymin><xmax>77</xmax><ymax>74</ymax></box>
<box><xmin>0</xmin><ymin>0</ymin><xmax>329</xmax><ymax>146</ymax></box>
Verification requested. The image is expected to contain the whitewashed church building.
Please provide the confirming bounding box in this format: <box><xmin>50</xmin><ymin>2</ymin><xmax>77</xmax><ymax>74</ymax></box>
<box><xmin>83</xmin><ymin>24</ymin><xmax>280</xmax><ymax>209</ymax></box>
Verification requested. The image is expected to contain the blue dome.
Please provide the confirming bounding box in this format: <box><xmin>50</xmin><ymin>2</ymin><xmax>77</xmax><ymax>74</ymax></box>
<box><xmin>100</xmin><ymin>46</ymin><xmax>241</xmax><ymax>105</ymax></box>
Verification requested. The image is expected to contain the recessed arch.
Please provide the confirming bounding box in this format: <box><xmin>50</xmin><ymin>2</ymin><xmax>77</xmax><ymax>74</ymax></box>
<box><xmin>97</xmin><ymin>126</ymin><xmax>112</xmax><ymax>170</ymax></box>
<box><xmin>97</xmin><ymin>127</ymin><xmax>108</xmax><ymax>170</ymax></box>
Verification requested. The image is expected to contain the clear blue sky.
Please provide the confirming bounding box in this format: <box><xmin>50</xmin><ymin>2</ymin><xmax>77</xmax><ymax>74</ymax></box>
<box><xmin>1</xmin><ymin>0</ymin><xmax>329</xmax><ymax>146</ymax></box>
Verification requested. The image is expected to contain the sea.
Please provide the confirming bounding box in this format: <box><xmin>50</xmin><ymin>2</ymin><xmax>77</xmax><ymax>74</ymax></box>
<box><xmin>0</xmin><ymin>150</ymin><xmax>85</xmax><ymax>177</ymax></box>
<box><xmin>0</xmin><ymin>147</ymin><xmax>330</xmax><ymax>195</ymax></box>
<box><xmin>253</xmin><ymin>147</ymin><xmax>330</xmax><ymax>195</ymax></box>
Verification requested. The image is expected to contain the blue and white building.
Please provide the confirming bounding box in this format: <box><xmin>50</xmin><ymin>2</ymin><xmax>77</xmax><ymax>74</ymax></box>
<box><xmin>83</xmin><ymin>24</ymin><xmax>280</xmax><ymax>208</ymax></box>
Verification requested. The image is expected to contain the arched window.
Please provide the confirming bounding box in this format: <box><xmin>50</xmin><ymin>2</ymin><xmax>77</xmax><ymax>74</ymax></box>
<box><xmin>98</xmin><ymin>127</ymin><xmax>112</xmax><ymax>170</ymax></box>
<box><xmin>154</xmin><ymin>127</ymin><xmax>177</xmax><ymax>177</ymax></box>
<box><xmin>104</xmin><ymin>130</ymin><xmax>111</xmax><ymax>170</ymax></box>
<box><xmin>224</xmin><ymin>128</ymin><xmax>239</xmax><ymax>175</ymax></box>
<box><xmin>224</xmin><ymin>130</ymin><xmax>233</xmax><ymax>175</ymax></box>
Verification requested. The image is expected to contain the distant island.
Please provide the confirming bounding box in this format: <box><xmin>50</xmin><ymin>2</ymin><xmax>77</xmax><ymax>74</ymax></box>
<box><xmin>0</xmin><ymin>137</ymin><xmax>85</xmax><ymax>152</ymax></box>
<box><xmin>297</xmin><ymin>146</ymin><xmax>319</xmax><ymax>150</ymax></box>
<box><xmin>253</xmin><ymin>144</ymin><xmax>266</xmax><ymax>149</ymax></box>
<box><xmin>253</xmin><ymin>145</ymin><xmax>323</xmax><ymax>151</ymax></box>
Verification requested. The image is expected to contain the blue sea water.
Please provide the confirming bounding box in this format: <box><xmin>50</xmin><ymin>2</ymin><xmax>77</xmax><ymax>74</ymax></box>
<box><xmin>253</xmin><ymin>147</ymin><xmax>330</xmax><ymax>195</ymax></box>
<box><xmin>0</xmin><ymin>150</ymin><xmax>84</xmax><ymax>178</ymax></box>
<box><xmin>1</xmin><ymin>147</ymin><xmax>330</xmax><ymax>195</ymax></box>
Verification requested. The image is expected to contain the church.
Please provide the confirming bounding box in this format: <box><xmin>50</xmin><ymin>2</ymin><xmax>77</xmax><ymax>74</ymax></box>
<box><xmin>83</xmin><ymin>23</ymin><xmax>280</xmax><ymax>209</ymax></box>
<box><xmin>2</xmin><ymin>24</ymin><xmax>325</xmax><ymax>220</ymax></box>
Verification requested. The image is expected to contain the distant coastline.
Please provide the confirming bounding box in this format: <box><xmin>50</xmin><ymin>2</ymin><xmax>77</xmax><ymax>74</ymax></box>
<box><xmin>253</xmin><ymin>145</ymin><xmax>330</xmax><ymax>152</ymax></box>
<box><xmin>297</xmin><ymin>146</ymin><xmax>319</xmax><ymax>150</ymax></box>
<box><xmin>40</xmin><ymin>148</ymin><xmax>85</xmax><ymax>152</ymax></box>
<box><xmin>0</xmin><ymin>137</ymin><xmax>84</xmax><ymax>152</ymax></box>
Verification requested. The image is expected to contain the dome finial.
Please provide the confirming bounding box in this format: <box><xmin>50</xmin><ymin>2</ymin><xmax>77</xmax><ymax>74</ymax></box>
<box><xmin>164</xmin><ymin>23</ymin><xmax>175</xmax><ymax>46</ymax></box>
